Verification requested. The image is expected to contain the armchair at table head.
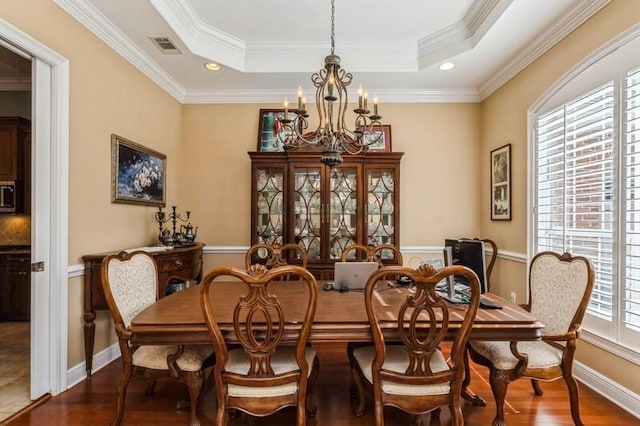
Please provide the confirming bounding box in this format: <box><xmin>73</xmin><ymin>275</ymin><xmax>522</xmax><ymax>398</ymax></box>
<box><xmin>245</xmin><ymin>242</ymin><xmax>308</xmax><ymax>271</ymax></box>
<box><xmin>100</xmin><ymin>251</ymin><xmax>213</xmax><ymax>426</ymax></box>
<box><xmin>200</xmin><ymin>264</ymin><xmax>320</xmax><ymax>426</ymax></box>
<box><xmin>467</xmin><ymin>251</ymin><xmax>595</xmax><ymax>426</ymax></box>
<box><xmin>348</xmin><ymin>263</ymin><xmax>481</xmax><ymax>426</ymax></box>
<box><xmin>341</xmin><ymin>243</ymin><xmax>403</xmax><ymax>267</ymax></box>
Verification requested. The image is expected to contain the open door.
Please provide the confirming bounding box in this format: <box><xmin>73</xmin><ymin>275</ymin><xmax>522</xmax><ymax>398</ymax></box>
<box><xmin>29</xmin><ymin>56</ymin><xmax>52</xmax><ymax>399</ymax></box>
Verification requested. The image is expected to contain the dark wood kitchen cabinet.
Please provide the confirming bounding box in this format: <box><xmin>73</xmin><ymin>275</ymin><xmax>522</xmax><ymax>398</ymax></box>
<box><xmin>0</xmin><ymin>117</ymin><xmax>31</xmax><ymax>213</ymax></box>
<box><xmin>0</xmin><ymin>253</ymin><xmax>31</xmax><ymax>321</ymax></box>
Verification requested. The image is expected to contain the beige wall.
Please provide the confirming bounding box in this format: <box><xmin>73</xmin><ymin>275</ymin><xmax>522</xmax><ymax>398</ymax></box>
<box><xmin>480</xmin><ymin>0</ymin><xmax>640</xmax><ymax>393</ymax></box>
<box><xmin>1</xmin><ymin>0</ymin><xmax>183</xmax><ymax>367</ymax></box>
<box><xmin>181</xmin><ymin>103</ymin><xmax>483</xmax><ymax>249</ymax></box>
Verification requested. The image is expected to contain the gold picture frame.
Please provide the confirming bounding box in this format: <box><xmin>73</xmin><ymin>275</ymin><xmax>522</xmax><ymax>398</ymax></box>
<box><xmin>111</xmin><ymin>134</ymin><xmax>166</xmax><ymax>207</ymax></box>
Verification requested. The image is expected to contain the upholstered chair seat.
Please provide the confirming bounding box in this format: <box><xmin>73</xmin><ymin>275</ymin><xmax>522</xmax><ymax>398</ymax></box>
<box><xmin>133</xmin><ymin>345</ymin><xmax>213</xmax><ymax>371</ymax></box>
<box><xmin>468</xmin><ymin>340</ymin><xmax>562</xmax><ymax>370</ymax></box>
<box><xmin>225</xmin><ymin>346</ymin><xmax>317</xmax><ymax>397</ymax></box>
<box><xmin>352</xmin><ymin>345</ymin><xmax>451</xmax><ymax>396</ymax></box>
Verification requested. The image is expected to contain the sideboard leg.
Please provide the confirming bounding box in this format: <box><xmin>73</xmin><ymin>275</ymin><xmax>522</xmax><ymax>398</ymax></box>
<box><xmin>83</xmin><ymin>311</ymin><xmax>96</xmax><ymax>378</ymax></box>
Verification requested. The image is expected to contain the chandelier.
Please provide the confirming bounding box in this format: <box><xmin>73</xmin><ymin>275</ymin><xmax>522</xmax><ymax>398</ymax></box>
<box><xmin>277</xmin><ymin>0</ymin><xmax>382</xmax><ymax>167</ymax></box>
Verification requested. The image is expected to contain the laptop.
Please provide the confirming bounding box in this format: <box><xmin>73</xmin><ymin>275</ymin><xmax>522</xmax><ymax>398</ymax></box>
<box><xmin>333</xmin><ymin>261</ymin><xmax>380</xmax><ymax>291</ymax></box>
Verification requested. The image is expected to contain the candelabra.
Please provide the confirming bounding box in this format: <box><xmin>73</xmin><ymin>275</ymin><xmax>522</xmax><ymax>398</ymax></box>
<box><xmin>154</xmin><ymin>206</ymin><xmax>194</xmax><ymax>246</ymax></box>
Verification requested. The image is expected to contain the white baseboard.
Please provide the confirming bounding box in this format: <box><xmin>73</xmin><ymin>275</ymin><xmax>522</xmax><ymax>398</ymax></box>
<box><xmin>66</xmin><ymin>343</ymin><xmax>120</xmax><ymax>388</ymax></box>
<box><xmin>574</xmin><ymin>360</ymin><xmax>640</xmax><ymax>420</ymax></box>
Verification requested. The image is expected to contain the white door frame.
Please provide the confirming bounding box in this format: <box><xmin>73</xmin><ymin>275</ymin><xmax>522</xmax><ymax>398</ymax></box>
<box><xmin>0</xmin><ymin>18</ymin><xmax>69</xmax><ymax>397</ymax></box>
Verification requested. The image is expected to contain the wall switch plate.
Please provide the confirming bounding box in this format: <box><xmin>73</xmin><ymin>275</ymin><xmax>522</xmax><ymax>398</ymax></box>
<box><xmin>510</xmin><ymin>292</ymin><xmax>517</xmax><ymax>304</ymax></box>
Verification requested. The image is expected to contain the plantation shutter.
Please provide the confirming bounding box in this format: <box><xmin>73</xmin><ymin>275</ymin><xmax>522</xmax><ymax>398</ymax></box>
<box><xmin>535</xmin><ymin>82</ymin><xmax>615</xmax><ymax>320</ymax></box>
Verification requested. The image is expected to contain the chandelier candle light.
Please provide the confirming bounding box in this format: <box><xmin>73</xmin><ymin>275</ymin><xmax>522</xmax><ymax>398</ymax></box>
<box><xmin>277</xmin><ymin>0</ymin><xmax>383</xmax><ymax>167</ymax></box>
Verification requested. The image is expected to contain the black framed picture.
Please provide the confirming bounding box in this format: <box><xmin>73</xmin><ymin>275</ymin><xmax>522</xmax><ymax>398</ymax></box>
<box><xmin>491</xmin><ymin>143</ymin><xmax>511</xmax><ymax>220</ymax></box>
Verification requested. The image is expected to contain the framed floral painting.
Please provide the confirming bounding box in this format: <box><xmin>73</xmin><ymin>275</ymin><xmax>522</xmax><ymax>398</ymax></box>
<box><xmin>111</xmin><ymin>134</ymin><xmax>166</xmax><ymax>206</ymax></box>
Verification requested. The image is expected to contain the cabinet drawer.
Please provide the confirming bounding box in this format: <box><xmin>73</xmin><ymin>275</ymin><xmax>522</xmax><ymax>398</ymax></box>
<box><xmin>156</xmin><ymin>253</ymin><xmax>193</xmax><ymax>273</ymax></box>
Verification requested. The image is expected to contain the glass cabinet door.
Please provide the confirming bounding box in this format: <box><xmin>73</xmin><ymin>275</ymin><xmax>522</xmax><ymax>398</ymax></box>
<box><xmin>255</xmin><ymin>167</ymin><xmax>284</xmax><ymax>245</ymax></box>
<box><xmin>367</xmin><ymin>168</ymin><xmax>396</xmax><ymax>259</ymax></box>
<box><xmin>329</xmin><ymin>167</ymin><xmax>358</xmax><ymax>260</ymax></box>
<box><xmin>292</xmin><ymin>166</ymin><xmax>322</xmax><ymax>261</ymax></box>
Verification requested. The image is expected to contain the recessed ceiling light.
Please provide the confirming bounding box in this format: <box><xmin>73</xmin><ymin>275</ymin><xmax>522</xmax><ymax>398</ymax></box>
<box><xmin>204</xmin><ymin>62</ymin><xmax>221</xmax><ymax>72</ymax></box>
<box><xmin>438</xmin><ymin>62</ymin><xmax>455</xmax><ymax>71</ymax></box>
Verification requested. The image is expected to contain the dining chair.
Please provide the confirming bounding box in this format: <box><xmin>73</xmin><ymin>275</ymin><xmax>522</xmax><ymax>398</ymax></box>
<box><xmin>101</xmin><ymin>251</ymin><xmax>214</xmax><ymax>426</ymax></box>
<box><xmin>341</xmin><ymin>243</ymin><xmax>403</xmax><ymax>266</ymax></box>
<box><xmin>245</xmin><ymin>242</ymin><xmax>308</xmax><ymax>270</ymax></box>
<box><xmin>467</xmin><ymin>251</ymin><xmax>595</xmax><ymax>426</ymax></box>
<box><xmin>461</xmin><ymin>237</ymin><xmax>497</xmax><ymax>291</ymax></box>
<box><xmin>200</xmin><ymin>264</ymin><xmax>319</xmax><ymax>426</ymax></box>
<box><xmin>349</xmin><ymin>263</ymin><xmax>481</xmax><ymax>426</ymax></box>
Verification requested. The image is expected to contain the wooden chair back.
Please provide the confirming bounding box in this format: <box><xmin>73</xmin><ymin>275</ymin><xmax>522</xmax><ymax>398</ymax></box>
<box><xmin>527</xmin><ymin>251</ymin><xmax>595</xmax><ymax>336</ymax></box>
<box><xmin>200</xmin><ymin>264</ymin><xmax>318</xmax><ymax>424</ymax></box>
<box><xmin>341</xmin><ymin>243</ymin><xmax>403</xmax><ymax>266</ymax></box>
<box><xmin>359</xmin><ymin>264</ymin><xmax>481</xmax><ymax>422</ymax></box>
<box><xmin>245</xmin><ymin>242</ymin><xmax>308</xmax><ymax>270</ymax></box>
<box><xmin>102</xmin><ymin>251</ymin><xmax>158</xmax><ymax>332</ymax></box>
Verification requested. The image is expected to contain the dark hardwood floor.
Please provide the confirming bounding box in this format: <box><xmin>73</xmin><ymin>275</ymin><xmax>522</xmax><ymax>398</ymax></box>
<box><xmin>5</xmin><ymin>343</ymin><xmax>639</xmax><ymax>425</ymax></box>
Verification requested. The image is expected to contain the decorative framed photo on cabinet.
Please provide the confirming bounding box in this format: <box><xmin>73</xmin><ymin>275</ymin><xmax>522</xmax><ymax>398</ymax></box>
<box><xmin>257</xmin><ymin>109</ymin><xmax>301</xmax><ymax>152</ymax></box>
<box><xmin>362</xmin><ymin>124</ymin><xmax>392</xmax><ymax>152</ymax></box>
<box><xmin>111</xmin><ymin>134</ymin><xmax>166</xmax><ymax>207</ymax></box>
<box><xmin>491</xmin><ymin>143</ymin><xmax>511</xmax><ymax>220</ymax></box>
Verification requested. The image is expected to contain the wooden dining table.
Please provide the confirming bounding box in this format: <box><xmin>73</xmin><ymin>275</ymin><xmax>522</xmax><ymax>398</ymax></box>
<box><xmin>130</xmin><ymin>280</ymin><xmax>544</xmax><ymax>409</ymax></box>
<box><xmin>131</xmin><ymin>281</ymin><xmax>543</xmax><ymax>345</ymax></box>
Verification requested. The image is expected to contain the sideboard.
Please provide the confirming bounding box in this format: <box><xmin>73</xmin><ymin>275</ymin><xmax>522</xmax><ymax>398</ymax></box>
<box><xmin>81</xmin><ymin>243</ymin><xmax>204</xmax><ymax>377</ymax></box>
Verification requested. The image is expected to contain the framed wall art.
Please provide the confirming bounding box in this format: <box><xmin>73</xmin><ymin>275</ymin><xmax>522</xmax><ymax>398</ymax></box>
<box><xmin>257</xmin><ymin>109</ymin><xmax>301</xmax><ymax>152</ymax></box>
<box><xmin>491</xmin><ymin>143</ymin><xmax>511</xmax><ymax>220</ymax></box>
<box><xmin>111</xmin><ymin>134</ymin><xmax>166</xmax><ymax>206</ymax></box>
<box><xmin>362</xmin><ymin>124</ymin><xmax>392</xmax><ymax>152</ymax></box>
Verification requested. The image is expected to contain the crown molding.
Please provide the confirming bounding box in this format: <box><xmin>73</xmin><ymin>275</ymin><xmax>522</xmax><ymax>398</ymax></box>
<box><xmin>54</xmin><ymin>0</ymin><xmax>187</xmax><ymax>102</ymax></box>
<box><xmin>478</xmin><ymin>0</ymin><xmax>611</xmax><ymax>100</ymax></box>
<box><xmin>182</xmin><ymin>88</ymin><xmax>481</xmax><ymax>105</ymax></box>
<box><xmin>150</xmin><ymin>0</ymin><xmax>246</xmax><ymax>71</ymax></box>
<box><xmin>417</xmin><ymin>0</ymin><xmax>511</xmax><ymax>68</ymax></box>
<box><xmin>53</xmin><ymin>0</ymin><xmax>609</xmax><ymax>105</ymax></box>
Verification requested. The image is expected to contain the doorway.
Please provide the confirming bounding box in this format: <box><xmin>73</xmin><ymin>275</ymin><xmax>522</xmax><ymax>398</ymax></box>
<box><xmin>0</xmin><ymin>16</ymin><xmax>70</xmax><ymax>417</ymax></box>
<box><xmin>0</xmin><ymin>43</ymin><xmax>32</xmax><ymax>422</ymax></box>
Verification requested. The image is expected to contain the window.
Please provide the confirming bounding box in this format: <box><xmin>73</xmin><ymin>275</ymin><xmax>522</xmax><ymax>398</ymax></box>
<box><xmin>532</xmin><ymin>37</ymin><xmax>640</xmax><ymax>353</ymax></box>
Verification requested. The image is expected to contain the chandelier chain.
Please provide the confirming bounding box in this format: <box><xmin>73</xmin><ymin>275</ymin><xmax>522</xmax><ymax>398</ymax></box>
<box><xmin>330</xmin><ymin>0</ymin><xmax>335</xmax><ymax>56</ymax></box>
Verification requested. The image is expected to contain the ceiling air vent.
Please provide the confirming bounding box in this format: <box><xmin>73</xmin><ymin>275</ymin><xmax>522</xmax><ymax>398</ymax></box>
<box><xmin>149</xmin><ymin>36</ymin><xmax>181</xmax><ymax>54</ymax></box>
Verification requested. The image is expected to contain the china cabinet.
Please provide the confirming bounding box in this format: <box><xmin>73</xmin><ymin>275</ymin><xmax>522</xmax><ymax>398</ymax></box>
<box><xmin>249</xmin><ymin>151</ymin><xmax>403</xmax><ymax>278</ymax></box>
